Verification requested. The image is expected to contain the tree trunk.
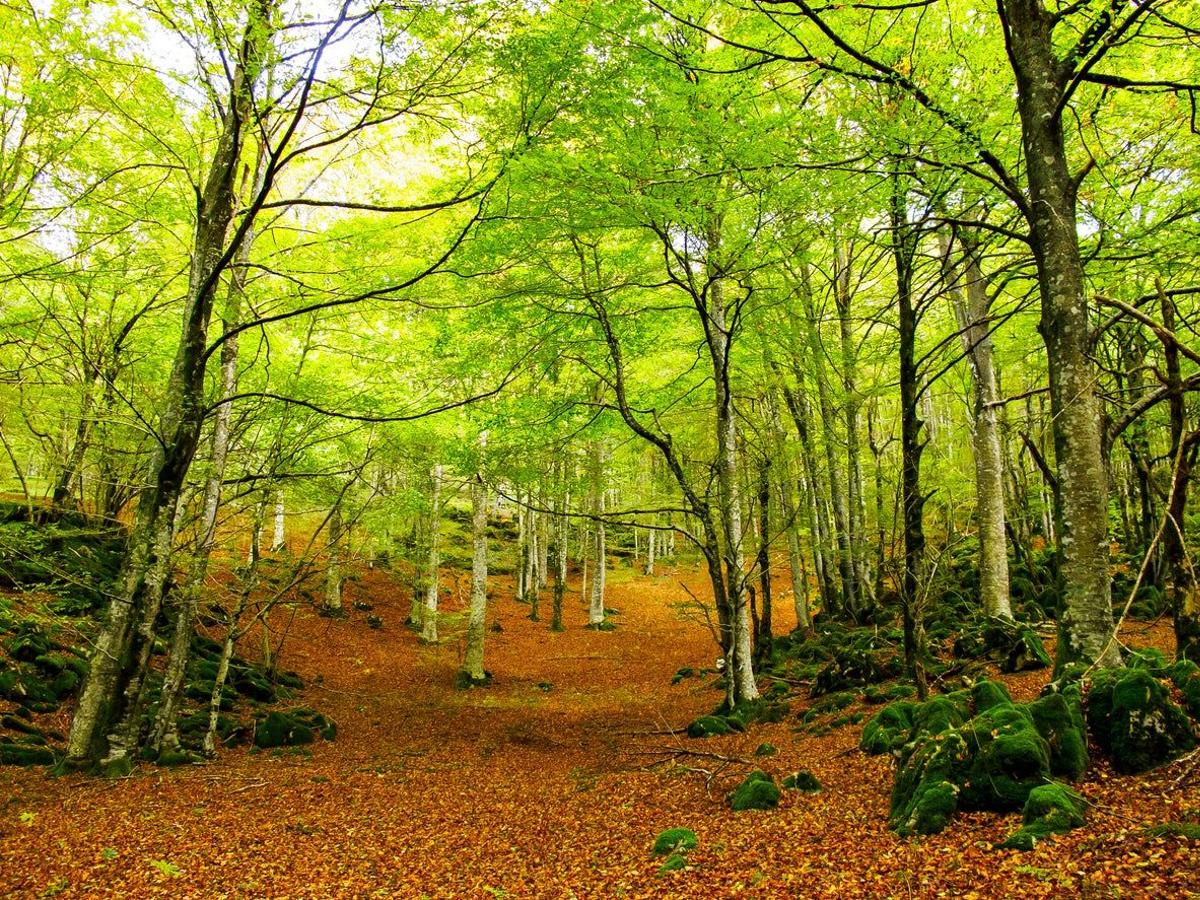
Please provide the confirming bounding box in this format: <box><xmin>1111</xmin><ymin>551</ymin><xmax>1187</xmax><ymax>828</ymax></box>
<box><xmin>891</xmin><ymin>165</ymin><xmax>929</xmax><ymax>701</ymax></box>
<box><xmin>271</xmin><ymin>491</ymin><xmax>285</xmax><ymax>552</ymax></box>
<box><xmin>422</xmin><ymin>464</ymin><xmax>442</xmax><ymax>643</ymax></box>
<box><xmin>462</xmin><ymin>474</ymin><xmax>490</xmax><ymax>683</ymax></box>
<box><xmin>324</xmin><ymin>499</ymin><xmax>344</xmax><ymax>615</ymax></box>
<box><xmin>1000</xmin><ymin>0</ymin><xmax>1120</xmax><ymax>668</ymax></box>
<box><xmin>942</xmin><ymin>232</ymin><xmax>1013</xmax><ymax>620</ymax></box>
<box><xmin>64</xmin><ymin>0</ymin><xmax>273</xmax><ymax>768</ymax></box>
<box><xmin>588</xmin><ymin>444</ymin><xmax>607</xmax><ymax>627</ymax></box>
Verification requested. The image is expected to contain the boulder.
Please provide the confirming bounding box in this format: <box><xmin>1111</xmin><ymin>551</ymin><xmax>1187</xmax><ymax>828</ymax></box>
<box><xmin>728</xmin><ymin>770</ymin><xmax>780</xmax><ymax>811</ymax></box>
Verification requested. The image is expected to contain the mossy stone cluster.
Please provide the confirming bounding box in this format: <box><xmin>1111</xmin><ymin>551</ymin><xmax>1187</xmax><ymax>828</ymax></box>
<box><xmin>999</xmin><ymin>783</ymin><xmax>1087</xmax><ymax>851</ymax></box>
<box><xmin>651</xmin><ymin>827</ymin><xmax>697</xmax><ymax>876</ymax></box>
<box><xmin>685</xmin><ymin>698</ymin><xmax>788</xmax><ymax>739</ymax></box>
<box><xmin>952</xmin><ymin>615</ymin><xmax>1051</xmax><ymax>673</ymax></box>
<box><xmin>728</xmin><ymin>770</ymin><xmax>780</xmax><ymax>811</ymax></box>
<box><xmin>864</xmin><ymin>679</ymin><xmax>1088</xmax><ymax>837</ymax></box>
<box><xmin>254</xmin><ymin>707</ymin><xmax>337</xmax><ymax>748</ymax></box>
<box><xmin>1085</xmin><ymin>665</ymin><xmax>1196</xmax><ymax>774</ymax></box>
<box><xmin>782</xmin><ymin>770</ymin><xmax>822</xmax><ymax>792</ymax></box>
<box><xmin>0</xmin><ymin>619</ymin><xmax>90</xmax><ymax>713</ymax></box>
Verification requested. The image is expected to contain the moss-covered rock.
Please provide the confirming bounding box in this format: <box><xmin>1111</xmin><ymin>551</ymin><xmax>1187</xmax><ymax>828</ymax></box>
<box><xmin>999</xmin><ymin>782</ymin><xmax>1087</xmax><ymax>851</ymax></box>
<box><xmin>890</xmin><ymin>729</ymin><xmax>969</xmax><ymax>836</ymax></box>
<box><xmin>728</xmin><ymin>770</ymin><xmax>780</xmax><ymax>811</ymax></box>
<box><xmin>754</xmin><ymin>742</ymin><xmax>777</xmax><ymax>757</ymax></box>
<box><xmin>1028</xmin><ymin>689</ymin><xmax>1088</xmax><ymax>780</ymax></box>
<box><xmin>686</xmin><ymin>715</ymin><xmax>733</xmax><ymax>738</ymax></box>
<box><xmin>1086</xmin><ymin>668</ymin><xmax>1196</xmax><ymax>774</ymax></box>
<box><xmin>651</xmin><ymin>827</ymin><xmax>698</xmax><ymax>856</ymax></box>
<box><xmin>0</xmin><ymin>741</ymin><xmax>55</xmax><ymax>766</ymax></box>
<box><xmin>971</xmin><ymin>679</ymin><xmax>1012</xmax><ymax>712</ymax></box>
<box><xmin>254</xmin><ymin>707</ymin><xmax>336</xmax><ymax>749</ymax></box>
<box><xmin>782</xmin><ymin>770</ymin><xmax>822</xmax><ymax>793</ymax></box>
<box><xmin>860</xmin><ymin>701</ymin><xmax>917</xmax><ymax>756</ymax></box>
<box><xmin>957</xmin><ymin>704</ymin><xmax>1051</xmax><ymax>811</ymax></box>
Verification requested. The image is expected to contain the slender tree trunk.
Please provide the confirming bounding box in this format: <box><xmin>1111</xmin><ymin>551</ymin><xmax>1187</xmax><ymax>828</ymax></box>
<box><xmin>891</xmin><ymin>165</ymin><xmax>929</xmax><ymax>700</ymax></box>
<box><xmin>1000</xmin><ymin>0</ymin><xmax>1119</xmax><ymax>669</ymax></box>
<box><xmin>422</xmin><ymin>464</ymin><xmax>442</xmax><ymax>643</ymax></box>
<box><xmin>588</xmin><ymin>444</ymin><xmax>607</xmax><ymax>627</ymax></box>
<box><xmin>461</xmin><ymin>474</ymin><xmax>490</xmax><ymax>683</ymax></box>
<box><xmin>755</xmin><ymin>459</ymin><xmax>773</xmax><ymax>663</ymax></box>
<box><xmin>271</xmin><ymin>491</ymin><xmax>285</xmax><ymax>552</ymax></box>
<box><xmin>834</xmin><ymin>245</ymin><xmax>873</xmax><ymax>611</ymax></box>
<box><xmin>706</xmin><ymin>228</ymin><xmax>757</xmax><ymax>704</ymax></box>
<box><xmin>64</xmin><ymin>2</ymin><xmax>273</xmax><ymax>768</ymax></box>
<box><xmin>942</xmin><ymin>232</ymin><xmax>1013</xmax><ymax>620</ymax></box>
<box><xmin>798</xmin><ymin>270</ymin><xmax>857</xmax><ymax>619</ymax></box>
<box><xmin>324</xmin><ymin>499</ymin><xmax>344</xmax><ymax>615</ymax></box>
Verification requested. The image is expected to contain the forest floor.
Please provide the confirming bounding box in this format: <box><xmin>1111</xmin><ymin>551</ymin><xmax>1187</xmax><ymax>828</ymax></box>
<box><xmin>1</xmin><ymin>559</ymin><xmax>1199</xmax><ymax>899</ymax></box>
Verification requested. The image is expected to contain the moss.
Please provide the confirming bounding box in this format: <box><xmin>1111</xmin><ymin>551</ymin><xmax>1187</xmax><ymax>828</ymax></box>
<box><xmin>651</xmin><ymin>827</ymin><xmax>698</xmax><ymax>856</ymax></box>
<box><xmin>671</xmin><ymin>667</ymin><xmax>695</xmax><ymax>685</ymax></box>
<box><xmin>254</xmin><ymin>708</ymin><xmax>336</xmax><ymax>749</ymax></box>
<box><xmin>904</xmin><ymin>779</ymin><xmax>959</xmax><ymax>836</ymax></box>
<box><xmin>910</xmin><ymin>695</ymin><xmax>968</xmax><ymax>739</ymax></box>
<box><xmin>971</xmin><ymin>679</ymin><xmax>1012</xmax><ymax>712</ymax></box>
<box><xmin>656</xmin><ymin>852</ymin><xmax>688</xmax><ymax>875</ymax></box>
<box><xmin>782</xmin><ymin>770</ymin><xmax>822</xmax><ymax>793</ymax></box>
<box><xmin>860</xmin><ymin>700</ymin><xmax>916</xmax><ymax>756</ymax></box>
<box><xmin>1027</xmin><ymin>690</ymin><xmax>1088</xmax><ymax>780</ymax></box>
<box><xmin>959</xmin><ymin>704</ymin><xmax>1051</xmax><ymax>811</ymax></box>
<box><xmin>1003</xmin><ymin>627</ymin><xmax>1052</xmax><ymax>673</ymax></box>
<box><xmin>99</xmin><ymin>756</ymin><xmax>135</xmax><ymax>778</ymax></box>
<box><xmin>455</xmin><ymin>670</ymin><xmax>493</xmax><ymax>690</ymax></box>
<box><xmin>686</xmin><ymin>715</ymin><xmax>732</xmax><ymax>738</ymax></box>
<box><xmin>1142</xmin><ymin>822</ymin><xmax>1200</xmax><ymax>840</ymax></box>
<box><xmin>999</xmin><ymin>782</ymin><xmax>1086</xmax><ymax>851</ymax></box>
<box><xmin>754</xmin><ymin>742</ymin><xmax>777</xmax><ymax>757</ymax></box>
<box><xmin>889</xmin><ymin>729</ymin><xmax>969</xmax><ymax>835</ymax></box>
<box><xmin>0</xmin><ymin>742</ymin><xmax>55</xmax><ymax>766</ymax></box>
<box><xmin>728</xmin><ymin>770</ymin><xmax>780</xmax><ymax>811</ymax></box>
<box><xmin>1086</xmin><ymin>668</ymin><xmax>1196</xmax><ymax>774</ymax></box>
<box><xmin>156</xmin><ymin>749</ymin><xmax>202</xmax><ymax>767</ymax></box>
<box><xmin>1167</xmin><ymin>660</ymin><xmax>1200</xmax><ymax>719</ymax></box>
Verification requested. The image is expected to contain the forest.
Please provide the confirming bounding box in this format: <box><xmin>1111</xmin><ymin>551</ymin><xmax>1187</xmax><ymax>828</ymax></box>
<box><xmin>0</xmin><ymin>0</ymin><xmax>1199</xmax><ymax>896</ymax></box>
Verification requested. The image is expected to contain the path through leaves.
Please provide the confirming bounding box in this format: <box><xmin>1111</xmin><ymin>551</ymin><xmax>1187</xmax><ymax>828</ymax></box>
<box><xmin>1</xmin><ymin>564</ymin><xmax>1197</xmax><ymax>898</ymax></box>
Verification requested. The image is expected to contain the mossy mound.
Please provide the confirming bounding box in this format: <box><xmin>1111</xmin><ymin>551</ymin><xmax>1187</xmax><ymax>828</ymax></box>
<box><xmin>728</xmin><ymin>770</ymin><xmax>780</xmax><ymax>811</ymax></box>
<box><xmin>254</xmin><ymin>707</ymin><xmax>337</xmax><ymax>748</ymax></box>
<box><xmin>0</xmin><ymin>740</ymin><xmax>56</xmax><ymax>766</ymax></box>
<box><xmin>952</xmin><ymin>616</ymin><xmax>1050</xmax><ymax>673</ymax></box>
<box><xmin>686</xmin><ymin>715</ymin><xmax>734</xmax><ymax>738</ymax></box>
<box><xmin>1085</xmin><ymin>667</ymin><xmax>1196</xmax><ymax>774</ymax></box>
<box><xmin>999</xmin><ymin>782</ymin><xmax>1087</xmax><ymax>851</ymax></box>
<box><xmin>651</xmin><ymin>827</ymin><xmax>698</xmax><ymax>856</ymax></box>
<box><xmin>880</xmin><ymin>679</ymin><xmax>1088</xmax><ymax>837</ymax></box>
<box><xmin>782</xmin><ymin>770</ymin><xmax>822</xmax><ymax>793</ymax></box>
<box><xmin>860</xmin><ymin>701</ymin><xmax>917</xmax><ymax>756</ymax></box>
<box><xmin>754</xmin><ymin>742</ymin><xmax>777</xmax><ymax>757</ymax></box>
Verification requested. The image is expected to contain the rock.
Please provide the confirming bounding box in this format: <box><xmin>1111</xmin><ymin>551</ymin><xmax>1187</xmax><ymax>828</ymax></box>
<box><xmin>956</xmin><ymin>704</ymin><xmax>1051</xmax><ymax>811</ymax></box>
<box><xmin>1086</xmin><ymin>668</ymin><xmax>1196</xmax><ymax>774</ymax></box>
<box><xmin>1027</xmin><ymin>690</ymin><xmax>1088</xmax><ymax>780</ymax></box>
<box><xmin>782</xmin><ymin>770</ymin><xmax>822</xmax><ymax>793</ymax></box>
<box><xmin>686</xmin><ymin>715</ymin><xmax>732</xmax><ymax>738</ymax></box>
<box><xmin>1</xmin><ymin>714</ymin><xmax>42</xmax><ymax>736</ymax></box>
<box><xmin>952</xmin><ymin>616</ymin><xmax>1050</xmax><ymax>673</ymax></box>
<box><xmin>728</xmin><ymin>770</ymin><xmax>780</xmax><ymax>811</ymax></box>
<box><xmin>754</xmin><ymin>742</ymin><xmax>777</xmax><ymax>757</ymax></box>
<box><xmin>254</xmin><ymin>708</ymin><xmax>336</xmax><ymax>749</ymax></box>
<box><xmin>651</xmin><ymin>827</ymin><xmax>698</xmax><ymax>856</ymax></box>
<box><xmin>999</xmin><ymin>782</ymin><xmax>1087</xmax><ymax>851</ymax></box>
<box><xmin>889</xmin><ymin>729</ymin><xmax>968</xmax><ymax>836</ymax></box>
<box><xmin>0</xmin><ymin>741</ymin><xmax>55</xmax><ymax>766</ymax></box>
<box><xmin>366</xmin><ymin>615</ymin><xmax>383</xmax><ymax>629</ymax></box>
<box><xmin>860</xmin><ymin>701</ymin><xmax>917</xmax><ymax>756</ymax></box>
